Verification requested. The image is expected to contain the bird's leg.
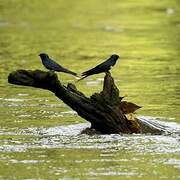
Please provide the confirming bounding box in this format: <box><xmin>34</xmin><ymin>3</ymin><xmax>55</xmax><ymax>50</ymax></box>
<box><xmin>105</xmin><ymin>71</ymin><xmax>111</xmax><ymax>75</ymax></box>
<box><xmin>49</xmin><ymin>70</ymin><xmax>55</xmax><ymax>74</ymax></box>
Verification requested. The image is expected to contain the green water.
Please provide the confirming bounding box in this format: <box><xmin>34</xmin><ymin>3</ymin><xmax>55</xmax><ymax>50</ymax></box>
<box><xmin>0</xmin><ymin>0</ymin><xmax>180</xmax><ymax>179</ymax></box>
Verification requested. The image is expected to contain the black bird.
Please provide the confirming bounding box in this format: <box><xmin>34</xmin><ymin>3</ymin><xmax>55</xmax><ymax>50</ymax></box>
<box><xmin>39</xmin><ymin>53</ymin><xmax>77</xmax><ymax>76</ymax></box>
<box><xmin>79</xmin><ymin>54</ymin><xmax>119</xmax><ymax>81</ymax></box>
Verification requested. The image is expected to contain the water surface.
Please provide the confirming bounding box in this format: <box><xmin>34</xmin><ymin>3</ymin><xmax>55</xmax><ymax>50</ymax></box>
<box><xmin>0</xmin><ymin>0</ymin><xmax>180</xmax><ymax>179</ymax></box>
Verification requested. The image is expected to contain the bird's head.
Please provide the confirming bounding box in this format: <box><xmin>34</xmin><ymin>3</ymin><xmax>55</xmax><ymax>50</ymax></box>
<box><xmin>110</xmin><ymin>54</ymin><xmax>119</xmax><ymax>66</ymax></box>
<box><xmin>111</xmin><ymin>54</ymin><xmax>119</xmax><ymax>60</ymax></box>
<box><xmin>39</xmin><ymin>53</ymin><xmax>49</xmax><ymax>60</ymax></box>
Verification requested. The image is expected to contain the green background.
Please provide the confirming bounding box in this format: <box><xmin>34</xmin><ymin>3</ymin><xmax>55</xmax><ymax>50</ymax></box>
<box><xmin>0</xmin><ymin>0</ymin><xmax>179</xmax><ymax>179</ymax></box>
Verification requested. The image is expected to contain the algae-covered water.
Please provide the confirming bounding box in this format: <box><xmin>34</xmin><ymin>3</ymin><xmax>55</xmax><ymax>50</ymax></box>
<box><xmin>0</xmin><ymin>0</ymin><xmax>180</xmax><ymax>179</ymax></box>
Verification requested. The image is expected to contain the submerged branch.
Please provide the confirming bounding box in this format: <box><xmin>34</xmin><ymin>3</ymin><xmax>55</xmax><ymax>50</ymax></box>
<box><xmin>8</xmin><ymin>69</ymin><xmax>163</xmax><ymax>134</ymax></box>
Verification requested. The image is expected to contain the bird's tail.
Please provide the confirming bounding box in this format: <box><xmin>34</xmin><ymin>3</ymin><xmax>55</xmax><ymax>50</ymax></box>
<box><xmin>60</xmin><ymin>69</ymin><xmax>78</xmax><ymax>77</ymax></box>
<box><xmin>77</xmin><ymin>75</ymin><xmax>88</xmax><ymax>82</ymax></box>
<box><xmin>66</xmin><ymin>70</ymin><xmax>77</xmax><ymax>77</ymax></box>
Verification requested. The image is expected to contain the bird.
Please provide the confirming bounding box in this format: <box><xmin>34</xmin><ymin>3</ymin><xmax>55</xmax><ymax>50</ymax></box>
<box><xmin>78</xmin><ymin>54</ymin><xmax>119</xmax><ymax>81</ymax></box>
<box><xmin>39</xmin><ymin>53</ymin><xmax>77</xmax><ymax>76</ymax></box>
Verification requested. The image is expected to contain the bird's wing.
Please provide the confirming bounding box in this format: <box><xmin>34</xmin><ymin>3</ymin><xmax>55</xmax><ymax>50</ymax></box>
<box><xmin>82</xmin><ymin>64</ymin><xmax>102</xmax><ymax>76</ymax></box>
<box><xmin>47</xmin><ymin>59</ymin><xmax>62</xmax><ymax>70</ymax></box>
<box><xmin>60</xmin><ymin>67</ymin><xmax>77</xmax><ymax>76</ymax></box>
<box><xmin>51</xmin><ymin>59</ymin><xmax>77</xmax><ymax>76</ymax></box>
<box><xmin>82</xmin><ymin>62</ymin><xmax>108</xmax><ymax>76</ymax></box>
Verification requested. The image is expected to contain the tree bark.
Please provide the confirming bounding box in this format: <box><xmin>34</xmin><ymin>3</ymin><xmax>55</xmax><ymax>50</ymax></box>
<box><xmin>8</xmin><ymin>69</ymin><xmax>163</xmax><ymax>134</ymax></box>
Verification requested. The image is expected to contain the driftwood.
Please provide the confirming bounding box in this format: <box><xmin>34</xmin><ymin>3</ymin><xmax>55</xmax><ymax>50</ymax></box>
<box><xmin>8</xmin><ymin>70</ymin><xmax>164</xmax><ymax>134</ymax></box>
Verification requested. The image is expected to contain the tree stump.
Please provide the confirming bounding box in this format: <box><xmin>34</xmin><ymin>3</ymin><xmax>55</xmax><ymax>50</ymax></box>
<box><xmin>8</xmin><ymin>70</ymin><xmax>163</xmax><ymax>134</ymax></box>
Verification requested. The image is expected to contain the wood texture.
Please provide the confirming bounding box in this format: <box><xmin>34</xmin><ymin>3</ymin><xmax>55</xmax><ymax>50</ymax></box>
<box><xmin>8</xmin><ymin>69</ymin><xmax>163</xmax><ymax>134</ymax></box>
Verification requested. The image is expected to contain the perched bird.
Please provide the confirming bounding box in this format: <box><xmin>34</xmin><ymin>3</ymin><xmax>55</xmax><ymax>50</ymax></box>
<box><xmin>79</xmin><ymin>54</ymin><xmax>119</xmax><ymax>81</ymax></box>
<box><xmin>39</xmin><ymin>53</ymin><xmax>77</xmax><ymax>76</ymax></box>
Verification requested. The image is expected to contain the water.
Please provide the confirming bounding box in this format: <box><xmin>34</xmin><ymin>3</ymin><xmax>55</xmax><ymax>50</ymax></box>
<box><xmin>0</xmin><ymin>0</ymin><xmax>180</xmax><ymax>179</ymax></box>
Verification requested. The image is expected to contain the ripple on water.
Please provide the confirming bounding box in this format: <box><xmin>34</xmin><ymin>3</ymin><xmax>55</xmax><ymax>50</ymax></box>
<box><xmin>0</xmin><ymin>117</ymin><xmax>179</xmax><ymax>155</ymax></box>
<box><xmin>0</xmin><ymin>96</ymin><xmax>67</xmax><ymax>110</ymax></box>
<box><xmin>0</xmin><ymin>20</ymin><xmax>9</xmax><ymax>27</ymax></box>
<box><xmin>0</xmin><ymin>145</ymin><xmax>27</xmax><ymax>152</ymax></box>
<box><xmin>163</xmin><ymin>158</ymin><xmax>180</xmax><ymax>168</ymax></box>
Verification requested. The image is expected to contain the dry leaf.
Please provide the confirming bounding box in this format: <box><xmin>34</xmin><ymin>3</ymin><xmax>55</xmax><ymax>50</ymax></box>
<box><xmin>119</xmin><ymin>101</ymin><xmax>141</xmax><ymax>114</ymax></box>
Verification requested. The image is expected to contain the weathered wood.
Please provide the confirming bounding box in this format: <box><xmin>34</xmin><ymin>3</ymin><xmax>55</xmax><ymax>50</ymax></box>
<box><xmin>8</xmin><ymin>69</ymin><xmax>163</xmax><ymax>134</ymax></box>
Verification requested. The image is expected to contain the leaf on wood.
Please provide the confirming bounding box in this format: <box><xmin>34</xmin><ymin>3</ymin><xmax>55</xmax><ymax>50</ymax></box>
<box><xmin>119</xmin><ymin>101</ymin><xmax>141</xmax><ymax>114</ymax></box>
